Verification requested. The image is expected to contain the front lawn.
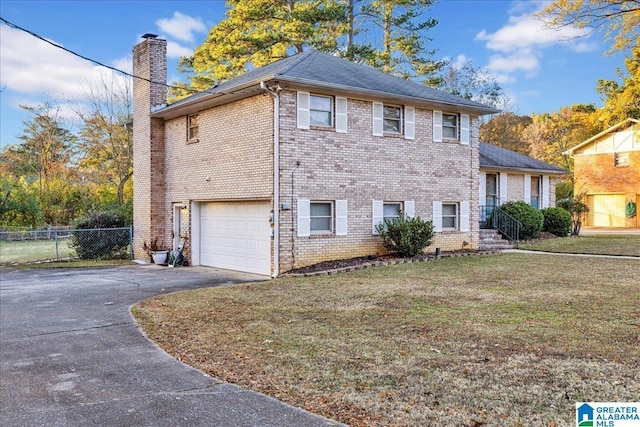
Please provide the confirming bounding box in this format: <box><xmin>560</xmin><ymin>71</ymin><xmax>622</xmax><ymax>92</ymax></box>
<box><xmin>519</xmin><ymin>234</ymin><xmax>640</xmax><ymax>256</ymax></box>
<box><xmin>133</xmin><ymin>254</ymin><xmax>639</xmax><ymax>426</ymax></box>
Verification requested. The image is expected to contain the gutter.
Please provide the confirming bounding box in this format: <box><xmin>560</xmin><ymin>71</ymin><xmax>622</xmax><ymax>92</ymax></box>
<box><xmin>261</xmin><ymin>81</ymin><xmax>281</xmax><ymax>278</ymax></box>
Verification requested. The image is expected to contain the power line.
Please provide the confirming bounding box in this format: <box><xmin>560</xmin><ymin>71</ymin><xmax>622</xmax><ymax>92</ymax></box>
<box><xmin>0</xmin><ymin>16</ymin><xmax>200</xmax><ymax>94</ymax></box>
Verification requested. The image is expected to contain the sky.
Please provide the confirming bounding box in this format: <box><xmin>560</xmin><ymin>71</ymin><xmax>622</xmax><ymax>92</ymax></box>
<box><xmin>0</xmin><ymin>0</ymin><xmax>629</xmax><ymax>149</ymax></box>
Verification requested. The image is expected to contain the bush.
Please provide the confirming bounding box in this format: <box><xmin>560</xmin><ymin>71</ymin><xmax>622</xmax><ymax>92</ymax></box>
<box><xmin>375</xmin><ymin>216</ymin><xmax>435</xmax><ymax>257</ymax></box>
<box><xmin>500</xmin><ymin>201</ymin><xmax>544</xmax><ymax>241</ymax></box>
<box><xmin>71</xmin><ymin>211</ymin><xmax>131</xmax><ymax>259</ymax></box>
<box><xmin>541</xmin><ymin>207</ymin><xmax>572</xmax><ymax>237</ymax></box>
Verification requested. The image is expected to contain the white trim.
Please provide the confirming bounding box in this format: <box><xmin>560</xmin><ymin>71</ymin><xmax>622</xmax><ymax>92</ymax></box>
<box><xmin>479</xmin><ymin>172</ymin><xmax>487</xmax><ymax>207</ymax></box>
<box><xmin>335</xmin><ymin>199</ymin><xmax>348</xmax><ymax>235</ymax></box>
<box><xmin>404</xmin><ymin>107</ymin><xmax>415</xmax><ymax>140</ymax></box>
<box><xmin>297</xmin><ymin>198</ymin><xmax>311</xmax><ymax>237</ymax></box>
<box><xmin>524</xmin><ymin>174</ymin><xmax>531</xmax><ymax>204</ymax></box>
<box><xmin>296</xmin><ymin>91</ymin><xmax>310</xmax><ymax>130</ymax></box>
<box><xmin>460</xmin><ymin>201</ymin><xmax>470</xmax><ymax>232</ymax></box>
<box><xmin>335</xmin><ymin>97</ymin><xmax>347</xmax><ymax>133</ymax></box>
<box><xmin>404</xmin><ymin>200</ymin><xmax>415</xmax><ymax>218</ymax></box>
<box><xmin>460</xmin><ymin>114</ymin><xmax>470</xmax><ymax>145</ymax></box>
<box><xmin>542</xmin><ymin>176</ymin><xmax>550</xmax><ymax>208</ymax></box>
<box><xmin>190</xmin><ymin>201</ymin><xmax>201</xmax><ymax>266</ymax></box>
<box><xmin>499</xmin><ymin>173</ymin><xmax>508</xmax><ymax>203</ymax></box>
<box><xmin>372</xmin><ymin>102</ymin><xmax>384</xmax><ymax>136</ymax></box>
<box><xmin>432</xmin><ymin>201</ymin><xmax>443</xmax><ymax>232</ymax></box>
<box><xmin>433</xmin><ymin>110</ymin><xmax>443</xmax><ymax>142</ymax></box>
<box><xmin>372</xmin><ymin>200</ymin><xmax>383</xmax><ymax>234</ymax></box>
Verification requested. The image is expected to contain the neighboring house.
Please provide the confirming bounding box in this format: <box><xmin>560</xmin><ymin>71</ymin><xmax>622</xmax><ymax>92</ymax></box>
<box><xmin>133</xmin><ymin>36</ymin><xmax>501</xmax><ymax>276</ymax></box>
<box><xmin>565</xmin><ymin>118</ymin><xmax>640</xmax><ymax>228</ymax></box>
<box><xmin>479</xmin><ymin>142</ymin><xmax>568</xmax><ymax>211</ymax></box>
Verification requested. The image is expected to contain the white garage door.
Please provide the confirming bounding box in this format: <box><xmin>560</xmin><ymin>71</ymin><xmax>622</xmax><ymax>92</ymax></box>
<box><xmin>200</xmin><ymin>201</ymin><xmax>271</xmax><ymax>275</ymax></box>
<box><xmin>586</xmin><ymin>194</ymin><xmax>625</xmax><ymax>227</ymax></box>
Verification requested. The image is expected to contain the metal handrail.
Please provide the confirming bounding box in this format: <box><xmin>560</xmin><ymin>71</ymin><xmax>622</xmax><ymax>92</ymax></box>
<box><xmin>479</xmin><ymin>205</ymin><xmax>521</xmax><ymax>245</ymax></box>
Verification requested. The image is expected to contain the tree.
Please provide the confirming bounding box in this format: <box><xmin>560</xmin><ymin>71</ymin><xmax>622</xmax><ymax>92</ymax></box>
<box><xmin>521</xmin><ymin>105</ymin><xmax>599</xmax><ymax>171</ymax></box>
<box><xmin>77</xmin><ymin>72</ymin><xmax>134</xmax><ymax>207</ymax></box>
<box><xmin>596</xmin><ymin>39</ymin><xmax>640</xmax><ymax>125</ymax></box>
<box><xmin>353</xmin><ymin>0</ymin><xmax>442</xmax><ymax>84</ymax></box>
<box><xmin>173</xmin><ymin>0</ymin><xmax>347</xmax><ymax>97</ymax></box>
<box><xmin>173</xmin><ymin>0</ymin><xmax>444</xmax><ymax>98</ymax></box>
<box><xmin>12</xmin><ymin>103</ymin><xmax>78</xmax><ymax>224</ymax></box>
<box><xmin>557</xmin><ymin>193</ymin><xmax>590</xmax><ymax>236</ymax></box>
<box><xmin>537</xmin><ymin>0</ymin><xmax>640</xmax><ymax>53</ymax></box>
<box><xmin>438</xmin><ymin>59</ymin><xmax>510</xmax><ymax>110</ymax></box>
<box><xmin>479</xmin><ymin>113</ymin><xmax>533</xmax><ymax>155</ymax></box>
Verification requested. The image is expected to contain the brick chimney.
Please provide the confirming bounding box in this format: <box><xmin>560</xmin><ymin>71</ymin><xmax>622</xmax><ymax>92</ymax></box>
<box><xmin>132</xmin><ymin>35</ymin><xmax>167</xmax><ymax>259</ymax></box>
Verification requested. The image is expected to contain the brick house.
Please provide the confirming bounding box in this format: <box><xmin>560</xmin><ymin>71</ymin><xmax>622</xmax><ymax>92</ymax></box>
<box><xmin>479</xmin><ymin>142</ymin><xmax>568</xmax><ymax>210</ymax></box>
<box><xmin>565</xmin><ymin>118</ymin><xmax>640</xmax><ymax>228</ymax></box>
<box><xmin>133</xmin><ymin>36</ymin><xmax>503</xmax><ymax>276</ymax></box>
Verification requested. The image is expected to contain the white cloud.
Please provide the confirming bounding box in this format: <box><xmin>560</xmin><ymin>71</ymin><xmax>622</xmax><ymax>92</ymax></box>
<box><xmin>166</xmin><ymin>40</ymin><xmax>194</xmax><ymax>59</ymax></box>
<box><xmin>475</xmin><ymin>13</ymin><xmax>590</xmax><ymax>53</ymax></box>
<box><xmin>155</xmin><ymin>12</ymin><xmax>206</xmax><ymax>43</ymax></box>
<box><xmin>485</xmin><ymin>48</ymin><xmax>541</xmax><ymax>78</ymax></box>
<box><xmin>0</xmin><ymin>24</ymin><xmax>129</xmax><ymax>102</ymax></box>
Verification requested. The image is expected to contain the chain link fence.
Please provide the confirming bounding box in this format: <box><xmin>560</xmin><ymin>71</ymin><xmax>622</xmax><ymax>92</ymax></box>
<box><xmin>0</xmin><ymin>226</ymin><xmax>133</xmax><ymax>265</ymax></box>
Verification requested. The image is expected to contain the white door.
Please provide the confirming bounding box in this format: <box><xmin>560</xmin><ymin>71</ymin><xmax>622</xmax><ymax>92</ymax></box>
<box><xmin>586</xmin><ymin>194</ymin><xmax>625</xmax><ymax>227</ymax></box>
<box><xmin>200</xmin><ymin>201</ymin><xmax>271</xmax><ymax>275</ymax></box>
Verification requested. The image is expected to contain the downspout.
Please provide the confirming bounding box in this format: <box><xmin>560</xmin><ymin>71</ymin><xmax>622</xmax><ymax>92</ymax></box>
<box><xmin>261</xmin><ymin>81</ymin><xmax>280</xmax><ymax>277</ymax></box>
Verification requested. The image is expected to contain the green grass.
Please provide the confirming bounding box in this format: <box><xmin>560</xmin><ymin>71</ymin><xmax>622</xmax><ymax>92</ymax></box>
<box><xmin>519</xmin><ymin>234</ymin><xmax>640</xmax><ymax>256</ymax></box>
<box><xmin>133</xmin><ymin>254</ymin><xmax>640</xmax><ymax>426</ymax></box>
<box><xmin>0</xmin><ymin>238</ymin><xmax>75</xmax><ymax>264</ymax></box>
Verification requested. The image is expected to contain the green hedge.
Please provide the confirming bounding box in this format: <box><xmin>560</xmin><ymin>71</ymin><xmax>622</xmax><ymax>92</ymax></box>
<box><xmin>500</xmin><ymin>201</ymin><xmax>544</xmax><ymax>241</ymax></box>
<box><xmin>375</xmin><ymin>216</ymin><xmax>435</xmax><ymax>257</ymax></box>
<box><xmin>541</xmin><ymin>207</ymin><xmax>572</xmax><ymax>237</ymax></box>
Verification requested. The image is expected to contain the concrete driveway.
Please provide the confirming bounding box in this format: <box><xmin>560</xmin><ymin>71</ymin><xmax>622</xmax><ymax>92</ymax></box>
<box><xmin>0</xmin><ymin>265</ymin><xmax>344</xmax><ymax>427</ymax></box>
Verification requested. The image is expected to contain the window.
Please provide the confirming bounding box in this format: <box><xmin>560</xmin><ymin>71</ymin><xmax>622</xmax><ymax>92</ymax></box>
<box><xmin>383</xmin><ymin>105</ymin><xmax>402</xmax><ymax>133</ymax></box>
<box><xmin>383</xmin><ymin>202</ymin><xmax>402</xmax><ymax>222</ymax></box>
<box><xmin>188</xmin><ymin>114</ymin><xmax>199</xmax><ymax>141</ymax></box>
<box><xmin>442</xmin><ymin>113</ymin><xmax>458</xmax><ymax>139</ymax></box>
<box><xmin>530</xmin><ymin>176</ymin><xmax>541</xmax><ymax>209</ymax></box>
<box><xmin>615</xmin><ymin>152</ymin><xmax>630</xmax><ymax>167</ymax></box>
<box><xmin>298</xmin><ymin>199</ymin><xmax>347</xmax><ymax>237</ymax></box>
<box><xmin>486</xmin><ymin>173</ymin><xmax>498</xmax><ymax>207</ymax></box>
<box><xmin>310</xmin><ymin>95</ymin><xmax>333</xmax><ymax>127</ymax></box>
<box><xmin>442</xmin><ymin>203</ymin><xmax>458</xmax><ymax>229</ymax></box>
<box><xmin>310</xmin><ymin>202</ymin><xmax>333</xmax><ymax>234</ymax></box>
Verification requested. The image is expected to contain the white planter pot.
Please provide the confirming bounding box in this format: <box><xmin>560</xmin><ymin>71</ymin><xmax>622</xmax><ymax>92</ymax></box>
<box><xmin>151</xmin><ymin>251</ymin><xmax>168</xmax><ymax>265</ymax></box>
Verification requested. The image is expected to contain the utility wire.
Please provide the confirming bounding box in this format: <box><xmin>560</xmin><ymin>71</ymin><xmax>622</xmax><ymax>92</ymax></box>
<box><xmin>0</xmin><ymin>16</ymin><xmax>200</xmax><ymax>94</ymax></box>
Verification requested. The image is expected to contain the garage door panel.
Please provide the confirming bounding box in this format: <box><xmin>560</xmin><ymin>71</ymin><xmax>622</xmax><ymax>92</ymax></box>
<box><xmin>587</xmin><ymin>194</ymin><xmax>625</xmax><ymax>227</ymax></box>
<box><xmin>199</xmin><ymin>202</ymin><xmax>271</xmax><ymax>275</ymax></box>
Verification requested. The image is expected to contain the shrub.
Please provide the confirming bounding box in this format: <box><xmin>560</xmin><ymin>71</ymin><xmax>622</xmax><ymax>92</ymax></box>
<box><xmin>375</xmin><ymin>216</ymin><xmax>435</xmax><ymax>257</ymax></box>
<box><xmin>540</xmin><ymin>207</ymin><xmax>572</xmax><ymax>237</ymax></box>
<box><xmin>71</xmin><ymin>211</ymin><xmax>131</xmax><ymax>259</ymax></box>
<box><xmin>557</xmin><ymin>195</ymin><xmax>590</xmax><ymax>236</ymax></box>
<box><xmin>500</xmin><ymin>201</ymin><xmax>544</xmax><ymax>241</ymax></box>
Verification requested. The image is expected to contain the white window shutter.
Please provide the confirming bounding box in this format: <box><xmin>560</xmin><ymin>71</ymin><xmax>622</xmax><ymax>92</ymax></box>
<box><xmin>542</xmin><ymin>176</ymin><xmax>550</xmax><ymax>208</ymax></box>
<box><xmin>460</xmin><ymin>114</ymin><xmax>470</xmax><ymax>145</ymax></box>
<box><xmin>499</xmin><ymin>173</ymin><xmax>508</xmax><ymax>204</ymax></box>
<box><xmin>335</xmin><ymin>200</ymin><xmax>348</xmax><ymax>236</ymax></box>
<box><xmin>297</xmin><ymin>92</ymin><xmax>310</xmax><ymax>130</ymax></box>
<box><xmin>479</xmin><ymin>172</ymin><xmax>487</xmax><ymax>207</ymax></box>
<box><xmin>404</xmin><ymin>107</ymin><xmax>415</xmax><ymax>140</ymax></box>
<box><xmin>372</xmin><ymin>200</ymin><xmax>383</xmax><ymax>234</ymax></box>
<box><xmin>432</xmin><ymin>201</ymin><xmax>443</xmax><ymax>232</ymax></box>
<box><xmin>433</xmin><ymin>110</ymin><xmax>443</xmax><ymax>142</ymax></box>
<box><xmin>372</xmin><ymin>102</ymin><xmax>383</xmax><ymax>136</ymax></box>
<box><xmin>297</xmin><ymin>198</ymin><xmax>310</xmax><ymax>237</ymax></box>
<box><xmin>523</xmin><ymin>174</ymin><xmax>531</xmax><ymax>204</ymax></box>
<box><xmin>404</xmin><ymin>200</ymin><xmax>415</xmax><ymax>218</ymax></box>
<box><xmin>460</xmin><ymin>201</ymin><xmax>470</xmax><ymax>232</ymax></box>
<box><xmin>336</xmin><ymin>97</ymin><xmax>347</xmax><ymax>134</ymax></box>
